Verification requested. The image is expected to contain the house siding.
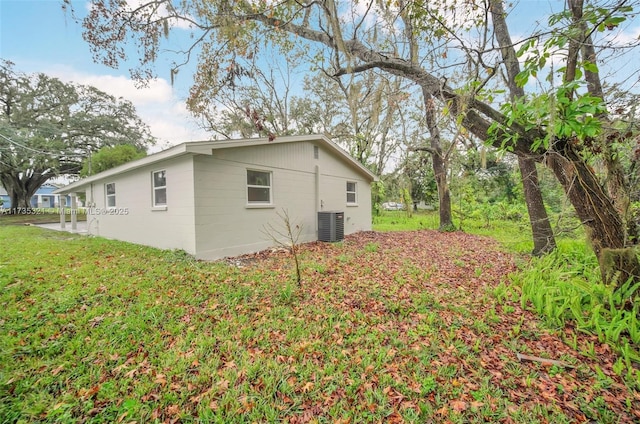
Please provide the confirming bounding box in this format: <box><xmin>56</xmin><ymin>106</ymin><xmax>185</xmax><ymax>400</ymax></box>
<box><xmin>0</xmin><ymin>184</ymin><xmax>72</xmax><ymax>209</ymax></box>
<box><xmin>193</xmin><ymin>141</ymin><xmax>371</xmax><ymax>260</ymax></box>
<box><xmin>83</xmin><ymin>155</ymin><xmax>197</xmax><ymax>254</ymax></box>
<box><xmin>315</xmin><ymin>145</ymin><xmax>373</xmax><ymax>236</ymax></box>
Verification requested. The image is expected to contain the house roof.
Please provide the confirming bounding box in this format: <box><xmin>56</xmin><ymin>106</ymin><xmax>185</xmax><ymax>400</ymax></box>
<box><xmin>54</xmin><ymin>134</ymin><xmax>378</xmax><ymax>194</ymax></box>
<box><xmin>0</xmin><ymin>185</ymin><xmax>56</xmax><ymax>197</ymax></box>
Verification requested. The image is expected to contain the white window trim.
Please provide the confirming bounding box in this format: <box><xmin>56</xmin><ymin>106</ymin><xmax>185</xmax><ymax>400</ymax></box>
<box><xmin>105</xmin><ymin>182</ymin><xmax>116</xmax><ymax>208</ymax></box>
<box><xmin>152</xmin><ymin>169</ymin><xmax>167</xmax><ymax>208</ymax></box>
<box><xmin>346</xmin><ymin>181</ymin><xmax>357</xmax><ymax>205</ymax></box>
<box><xmin>246</xmin><ymin>169</ymin><xmax>273</xmax><ymax>207</ymax></box>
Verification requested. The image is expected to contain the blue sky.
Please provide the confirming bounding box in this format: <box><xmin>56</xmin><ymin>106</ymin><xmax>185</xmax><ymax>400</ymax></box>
<box><xmin>1</xmin><ymin>0</ymin><xmax>639</xmax><ymax>150</ymax></box>
<box><xmin>0</xmin><ymin>0</ymin><xmax>208</xmax><ymax>149</ymax></box>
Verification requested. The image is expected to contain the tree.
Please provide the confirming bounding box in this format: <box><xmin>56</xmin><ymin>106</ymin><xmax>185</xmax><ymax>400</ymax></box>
<box><xmin>296</xmin><ymin>71</ymin><xmax>416</xmax><ymax>175</ymax></box>
<box><xmin>381</xmin><ymin>147</ymin><xmax>436</xmax><ymax>213</ymax></box>
<box><xmin>488</xmin><ymin>1</ymin><xmax>640</xmax><ymax>281</ymax></box>
<box><xmin>192</xmin><ymin>54</ymin><xmax>309</xmax><ymax>139</ymax></box>
<box><xmin>489</xmin><ymin>0</ymin><xmax>557</xmax><ymax>255</ymax></box>
<box><xmin>73</xmin><ymin>0</ymin><xmax>640</xmax><ymax>283</ymax></box>
<box><xmin>0</xmin><ymin>61</ymin><xmax>154</xmax><ymax>212</ymax></box>
<box><xmin>452</xmin><ymin>142</ymin><xmax>520</xmax><ymax>205</ymax></box>
<box><xmin>194</xmin><ymin>51</ymin><xmax>411</xmax><ymax>176</ymax></box>
<box><xmin>325</xmin><ymin>72</ymin><xmax>412</xmax><ymax>175</ymax></box>
<box><xmin>80</xmin><ymin>144</ymin><xmax>147</xmax><ymax>177</ymax></box>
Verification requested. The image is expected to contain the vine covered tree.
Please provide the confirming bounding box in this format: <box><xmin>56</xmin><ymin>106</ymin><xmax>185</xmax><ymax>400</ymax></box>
<box><xmin>0</xmin><ymin>61</ymin><xmax>155</xmax><ymax>212</ymax></box>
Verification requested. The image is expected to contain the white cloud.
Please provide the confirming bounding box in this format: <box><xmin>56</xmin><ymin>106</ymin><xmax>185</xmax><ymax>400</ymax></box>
<box><xmin>67</xmin><ymin>73</ymin><xmax>173</xmax><ymax>105</ymax></box>
<box><xmin>44</xmin><ymin>64</ymin><xmax>210</xmax><ymax>147</ymax></box>
<box><xmin>599</xmin><ymin>25</ymin><xmax>640</xmax><ymax>47</ymax></box>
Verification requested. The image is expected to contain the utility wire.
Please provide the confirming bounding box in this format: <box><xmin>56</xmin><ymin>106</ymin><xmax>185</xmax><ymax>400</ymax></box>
<box><xmin>0</xmin><ymin>132</ymin><xmax>88</xmax><ymax>159</ymax></box>
<box><xmin>0</xmin><ymin>133</ymin><xmax>83</xmax><ymax>176</ymax></box>
<box><xmin>0</xmin><ymin>132</ymin><xmax>75</xmax><ymax>157</ymax></box>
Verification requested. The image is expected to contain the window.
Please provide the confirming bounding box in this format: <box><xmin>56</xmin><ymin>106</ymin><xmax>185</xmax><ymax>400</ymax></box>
<box><xmin>152</xmin><ymin>170</ymin><xmax>167</xmax><ymax>206</ymax></box>
<box><xmin>313</xmin><ymin>145</ymin><xmax>319</xmax><ymax>159</ymax></box>
<box><xmin>105</xmin><ymin>183</ymin><xmax>116</xmax><ymax>208</ymax></box>
<box><xmin>346</xmin><ymin>181</ymin><xmax>357</xmax><ymax>204</ymax></box>
<box><xmin>247</xmin><ymin>170</ymin><xmax>272</xmax><ymax>204</ymax></box>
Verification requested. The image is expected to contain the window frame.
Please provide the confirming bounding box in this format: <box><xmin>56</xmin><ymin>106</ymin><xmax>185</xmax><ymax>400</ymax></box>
<box><xmin>105</xmin><ymin>182</ymin><xmax>116</xmax><ymax>208</ymax></box>
<box><xmin>152</xmin><ymin>169</ymin><xmax>167</xmax><ymax>208</ymax></box>
<box><xmin>246</xmin><ymin>169</ymin><xmax>273</xmax><ymax>206</ymax></box>
<box><xmin>346</xmin><ymin>181</ymin><xmax>357</xmax><ymax>205</ymax></box>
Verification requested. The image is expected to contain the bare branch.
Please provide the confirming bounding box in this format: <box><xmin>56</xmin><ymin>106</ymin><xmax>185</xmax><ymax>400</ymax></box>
<box><xmin>261</xmin><ymin>208</ymin><xmax>304</xmax><ymax>285</ymax></box>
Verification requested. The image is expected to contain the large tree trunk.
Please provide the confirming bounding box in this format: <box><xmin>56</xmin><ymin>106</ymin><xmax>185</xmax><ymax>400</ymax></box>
<box><xmin>546</xmin><ymin>145</ymin><xmax>640</xmax><ymax>283</ymax></box>
<box><xmin>15</xmin><ymin>187</ymin><xmax>37</xmax><ymax>210</ymax></box>
<box><xmin>400</xmin><ymin>0</ymin><xmax>453</xmax><ymax>230</ymax></box>
<box><xmin>517</xmin><ymin>157</ymin><xmax>556</xmax><ymax>255</ymax></box>
<box><xmin>9</xmin><ymin>190</ymin><xmax>20</xmax><ymax>211</ymax></box>
<box><xmin>1</xmin><ymin>173</ymin><xmax>47</xmax><ymax>213</ymax></box>
<box><xmin>7</xmin><ymin>186</ymin><xmax>33</xmax><ymax>213</ymax></box>
<box><xmin>567</xmin><ymin>0</ymin><xmax>634</xmax><ymax>241</ymax></box>
<box><xmin>423</xmin><ymin>89</ymin><xmax>454</xmax><ymax>230</ymax></box>
<box><xmin>433</xmin><ymin>151</ymin><xmax>453</xmax><ymax>230</ymax></box>
<box><xmin>490</xmin><ymin>0</ymin><xmax>556</xmax><ymax>255</ymax></box>
<box><xmin>561</xmin><ymin>0</ymin><xmax>639</xmax><ymax>282</ymax></box>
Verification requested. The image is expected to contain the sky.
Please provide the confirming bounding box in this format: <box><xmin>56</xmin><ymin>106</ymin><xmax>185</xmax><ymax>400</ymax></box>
<box><xmin>0</xmin><ymin>0</ymin><xmax>209</xmax><ymax>151</ymax></box>
<box><xmin>1</xmin><ymin>0</ymin><xmax>639</xmax><ymax>154</ymax></box>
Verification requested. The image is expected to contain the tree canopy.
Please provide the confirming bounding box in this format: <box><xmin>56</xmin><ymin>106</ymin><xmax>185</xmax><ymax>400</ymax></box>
<box><xmin>80</xmin><ymin>144</ymin><xmax>147</xmax><ymax>177</ymax></box>
<box><xmin>0</xmin><ymin>60</ymin><xmax>155</xmax><ymax>211</ymax></box>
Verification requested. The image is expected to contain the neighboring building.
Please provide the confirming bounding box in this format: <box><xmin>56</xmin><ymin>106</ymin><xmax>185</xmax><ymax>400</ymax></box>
<box><xmin>0</xmin><ymin>183</ymin><xmax>72</xmax><ymax>209</ymax></box>
<box><xmin>54</xmin><ymin>135</ymin><xmax>377</xmax><ymax>260</ymax></box>
<box><xmin>0</xmin><ymin>186</ymin><xmax>7</xmax><ymax>208</ymax></box>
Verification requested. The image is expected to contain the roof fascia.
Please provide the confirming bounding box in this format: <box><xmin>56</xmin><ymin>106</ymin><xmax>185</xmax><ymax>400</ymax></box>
<box><xmin>190</xmin><ymin>135</ymin><xmax>378</xmax><ymax>181</ymax></box>
<box><xmin>54</xmin><ymin>135</ymin><xmax>378</xmax><ymax>195</ymax></box>
<box><xmin>53</xmin><ymin>143</ymin><xmax>191</xmax><ymax>194</ymax></box>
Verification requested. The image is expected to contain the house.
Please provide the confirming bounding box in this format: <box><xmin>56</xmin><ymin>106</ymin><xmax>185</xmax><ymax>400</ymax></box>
<box><xmin>0</xmin><ymin>183</ymin><xmax>73</xmax><ymax>209</ymax></box>
<box><xmin>54</xmin><ymin>135</ymin><xmax>378</xmax><ymax>260</ymax></box>
<box><xmin>0</xmin><ymin>186</ymin><xmax>8</xmax><ymax>208</ymax></box>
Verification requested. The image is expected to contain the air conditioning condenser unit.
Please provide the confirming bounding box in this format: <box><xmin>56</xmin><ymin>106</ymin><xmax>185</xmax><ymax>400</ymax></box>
<box><xmin>318</xmin><ymin>211</ymin><xmax>344</xmax><ymax>242</ymax></box>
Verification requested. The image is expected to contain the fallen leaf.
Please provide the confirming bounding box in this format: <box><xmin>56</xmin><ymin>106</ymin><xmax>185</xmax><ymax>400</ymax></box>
<box><xmin>51</xmin><ymin>365</ymin><xmax>65</xmax><ymax>376</ymax></box>
<box><xmin>301</xmin><ymin>381</ymin><xmax>314</xmax><ymax>393</ymax></box>
<box><xmin>154</xmin><ymin>374</ymin><xmax>167</xmax><ymax>385</ymax></box>
<box><xmin>450</xmin><ymin>400</ymin><xmax>468</xmax><ymax>412</ymax></box>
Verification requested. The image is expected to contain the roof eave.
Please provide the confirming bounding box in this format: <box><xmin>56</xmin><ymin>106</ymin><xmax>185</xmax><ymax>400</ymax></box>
<box><xmin>53</xmin><ymin>134</ymin><xmax>378</xmax><ymax>195</ymax></box>
<box><xmin>53</xmin><ymin>143</ymin><xmax>191</xmax><ymax>194</ymax></box>
<box><xmin>188</xmin><ymin>134</ymin><xmax>377</xmax><ymax>181</ymax></box>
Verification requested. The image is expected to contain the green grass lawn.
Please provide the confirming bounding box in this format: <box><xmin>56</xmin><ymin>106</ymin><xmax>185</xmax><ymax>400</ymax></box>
<box><xmin>1</xmin><ymin>219</ymin><xmax>638</xmax><ymax>423</ymax></box>
<box><xmin>373</xmin><ymin>210</ymin><xmax>536</xmax><ymax>254</ymax></box>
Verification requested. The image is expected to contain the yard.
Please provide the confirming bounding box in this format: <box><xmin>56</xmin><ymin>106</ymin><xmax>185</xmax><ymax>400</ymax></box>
<box><xmin>1</xmin><ymin>217</ymin><xmax>639</xmax><ymax>423</ymax></box>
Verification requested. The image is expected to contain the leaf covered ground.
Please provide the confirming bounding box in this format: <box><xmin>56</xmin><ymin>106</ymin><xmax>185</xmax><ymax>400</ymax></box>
<box><xmin>1</xmin><ymin>226</ymin><xmax>639</xmax><ymax>423</ymax></box>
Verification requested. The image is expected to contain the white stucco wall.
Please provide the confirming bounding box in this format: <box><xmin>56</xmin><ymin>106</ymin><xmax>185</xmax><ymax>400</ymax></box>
<box><xmin>83</xmin><ymin>155</ymin><xmax>197</xmax><ymax>254</ymax></box>
<box><xmin>316</xmin><ymin>146</ymin><xmax>372</xmax><ymax>236</ymax></box>
<box><xmin>192</xmin><ymin>141</ymin><xmax>372</xmax><ymax>260</ymax></box>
